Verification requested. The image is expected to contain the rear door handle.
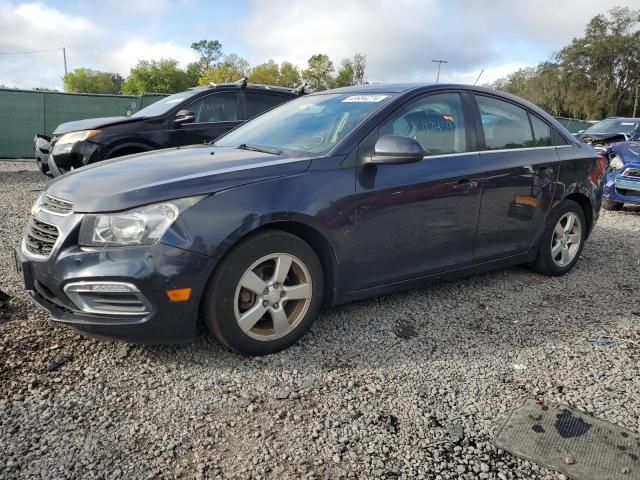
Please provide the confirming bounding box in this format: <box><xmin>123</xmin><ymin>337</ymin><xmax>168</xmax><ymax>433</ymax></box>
<box><xmin>453</xmin><ymin>179</ymin><xmax>479</xmax><ymax>190</ymax></box>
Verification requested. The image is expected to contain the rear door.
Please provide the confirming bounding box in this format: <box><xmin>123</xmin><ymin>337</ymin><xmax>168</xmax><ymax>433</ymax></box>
<box><xmin>242</xmin><ymin>90</ymin><xmax>293</xmax><ymax>120</ymax></box>
<box><xmin>171</xmin><ymin>90</ymin><xmax>241</xmax><ymax>146</ymax></box>
<box><xmin>351</xmin><ymin>91</ymin><xmax>482</xmax><ymax>290</ymax></box>
<box><xmin>472</xmin><ymin>94</ymin><xmax>560</xmax><ymax>262</ymax></box>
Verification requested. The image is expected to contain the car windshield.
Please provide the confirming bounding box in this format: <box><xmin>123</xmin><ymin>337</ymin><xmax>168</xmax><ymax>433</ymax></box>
<box><xmin>583</xmin><ymin>118</ymin><xmax>639</xmax><ymax>136</ymax></box>
<box><xmin>216</xmin><ymin>93</ymin><xmax>395</xmax><ymax>157</ymax></box>
<box><xmin>130</xmin><ymin>90</ymin><xmax>200</xmax><ymax>118</ymax></box>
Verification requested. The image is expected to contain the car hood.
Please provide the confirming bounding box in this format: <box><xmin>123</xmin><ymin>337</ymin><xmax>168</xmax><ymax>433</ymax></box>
<box><xmin>52</xmin><ymin>116</ymin><xmax>143</xmax><ymax>135</ymax></box>
<box><xmin>46</xmin><ymin>145</ymin><xmax>312</xmax><ymax>212</ymax></box>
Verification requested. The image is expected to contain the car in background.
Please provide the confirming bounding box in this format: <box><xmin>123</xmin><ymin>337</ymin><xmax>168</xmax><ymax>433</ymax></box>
<box><xmin>601</xmin><ymin>140</ymin><xmax>640</xmax><ymax>210</ymax></box>
<box><xmin>16</xmin><ymin>84</ymin><xmax>604</xmax><ymax>355</ymax></box>
<box><xmin>42</xmin><ymin>80</ymin><xmax>304</xmax><ymax>176</ymax></box>
<box><xmin>575</xmin><ymin>117</ymin><xmax>640</xmax><ymax>146</ymax></box>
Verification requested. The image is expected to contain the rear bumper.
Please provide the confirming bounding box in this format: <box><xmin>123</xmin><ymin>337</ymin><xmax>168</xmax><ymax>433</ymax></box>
<box><xmin>604</xmin><ymin>172</ymin><xmax>640</xmax><ymax>205</ymax></box>
<box><xmin>17</xmin><ymin>242</ymin><xmax>215</xmax><ymax>344</ymax></box>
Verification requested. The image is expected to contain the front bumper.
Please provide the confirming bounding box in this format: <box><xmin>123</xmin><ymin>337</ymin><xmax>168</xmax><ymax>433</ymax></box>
<box><xmin>604</xmin><ymin>172</ymin><xmax>640</xmax><ymax>205</ymax></box>
<box><xmin>49</xmin><ymin>140</ymin><xmax>102</xmax><ymax>176</ymax></box>
<box><xmin>16</xmin><ymin>218</ymin><xmax>214</xmax><ymax>343</ymax></box>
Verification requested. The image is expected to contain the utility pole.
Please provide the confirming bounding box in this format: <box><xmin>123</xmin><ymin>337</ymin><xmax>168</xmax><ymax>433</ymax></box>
<box><xmin>474</xmin><ymin>69</ymin><xmax>484</xmax><ymax>86</ymax></box>
<box><xmin>63</xmin><ymin>47</ymin><xmax>67</xmax><ymax>75</ymax></box>
<box><xmin>431</xmin><ymin>59</ymin><xmax>448</xmax><ymax>83</ymax></box>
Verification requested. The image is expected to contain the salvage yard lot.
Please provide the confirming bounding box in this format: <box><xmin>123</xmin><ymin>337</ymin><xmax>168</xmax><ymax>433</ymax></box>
<box><xmin>1</xmin><ymin>161</ymin><xmax>639</xmax><ymax>479</ymax></box>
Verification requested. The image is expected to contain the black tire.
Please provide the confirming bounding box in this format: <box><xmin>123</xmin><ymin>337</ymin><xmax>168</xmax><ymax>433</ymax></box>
<box><xmin>602</xmin><ymin>199</ymin><xmax>623</xmax><ymax>211</ymax></box>
<box><xmin>529</xmin><ymin>199</ymin><xmax>586</xmax><ymax>276</ymax></box>
<box><xmin>36</xmin><ymin>159</ymin><xmax>51</xmax><ymax>176</ymax></box>
<box><xmin>202</xmin><ymin>230</ymin><xmax>324</xmax><ymax>355</ymax></box>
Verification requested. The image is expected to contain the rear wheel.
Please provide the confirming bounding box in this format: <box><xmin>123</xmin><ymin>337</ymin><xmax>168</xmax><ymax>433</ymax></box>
<box><xmin>602</xmin><ymin>199</ymin><xmax>624</xmax><ymax>211</ymax></box>
<box><xmin>529</xmin><ymin>200</ymin><xmax>586</xmax><ymax>276</ymax></box>
<box><xmin>202</xmin><ymin>231</ymin><xmax>324</xmax><ymax>355</ymax></box>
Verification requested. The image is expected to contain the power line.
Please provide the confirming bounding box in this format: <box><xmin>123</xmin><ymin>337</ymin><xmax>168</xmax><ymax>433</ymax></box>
<box><xmin>0</xmin><ymin>47</ymin><xmax>65</xmax><ymax>55</ymax></box>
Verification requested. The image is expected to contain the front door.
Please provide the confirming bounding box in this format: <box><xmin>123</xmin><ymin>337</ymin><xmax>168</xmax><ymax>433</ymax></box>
<box><xmin>472</xmin><ymin>94</ymin><xmax>560</xmax><ymax>261</ymax></box>
<box><xmin>171</xmin><ymin>91</ymin><xmax>241</xmax><ymax>146</ymax></box>
<box><xmin>351</xmin><ymin>92</ymin><xmax>482</xmax><ymax>291</ymax></box>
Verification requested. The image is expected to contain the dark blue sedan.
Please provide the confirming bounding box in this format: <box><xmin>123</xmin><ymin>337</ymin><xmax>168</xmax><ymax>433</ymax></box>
<box><xmin>16</xmin><ymin>84</ymin><xmax>604</xmax><ymax>355</ymax></box>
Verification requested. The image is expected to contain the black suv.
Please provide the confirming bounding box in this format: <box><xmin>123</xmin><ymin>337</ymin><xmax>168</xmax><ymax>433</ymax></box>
<box><xmin>41</xmin><ymin>81</ymin><xmax>303</xmax><ymax>176</ymax></box>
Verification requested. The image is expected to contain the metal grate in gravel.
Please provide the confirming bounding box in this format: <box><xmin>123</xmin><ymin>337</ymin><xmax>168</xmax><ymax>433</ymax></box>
<box><xmin>495</xmin><ymin>399</ymin><xmax>640</xmax><ymax>480</ymax></box>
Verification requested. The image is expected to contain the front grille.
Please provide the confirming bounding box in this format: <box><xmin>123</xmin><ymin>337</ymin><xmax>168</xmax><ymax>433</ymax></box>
<box><xmin>623</xmin><ymin>168</ymin><xmax>640</xmax><ymax>179</ymax></box>
<box><xmin>42</xmin><ymin>194</ymin><xmax>73</xmax><ymax>215</ymax></box>
<box><xmin>616</xmin><ymin>188</ymin><xmax>640</xmax><ymax>198</ymax></box>
<box><xmin>25</xmin><ymin>218</ymin><xmax>60</xmax><ymax>257</ymax></box>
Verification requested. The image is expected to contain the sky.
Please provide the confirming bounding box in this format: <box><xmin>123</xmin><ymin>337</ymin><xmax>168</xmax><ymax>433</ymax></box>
<box><xmin>0</xmin><ymin>0</ymin><xmax>638</xmax><ymax>90</ymax></box>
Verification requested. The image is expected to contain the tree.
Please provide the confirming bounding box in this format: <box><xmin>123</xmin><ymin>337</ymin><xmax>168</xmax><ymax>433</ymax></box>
<box><xmin>302</xmin><ymin>54</ymin><xmax>335</xmax><ymax>92</ymax></box>
<box><xmin>279</xmin><ymin>62</ymin><xmax>302</xmax><ymax>88</ymax></box>
<box><xmin>198</xmin><ymin>54</ymin><xmax>250</xmax><ymax>85</ymax></box>
<box><xmin>63</xmin><ymin>68</ymin><xmax>122</xmax><ymax>94</ymax></box>
<box><xmin>121</xmin><ymin>59</ymin><xmax>193</xmax><ymax>95</ymax></box>
<box><xmin>248</xmin><ymin>60</ymin><xmax>302</xmax><ymax>87</ymax></box>
<box><xmin>352</xmin><ymin>53</ymin><xmax>366</xmax><ymax>85</ymax></box>
<box><xmin>333</xmin><ymin>59</ymin><xmax>355</xmax><ymax>88</ymax></box>
<box><xmin>249</xmin><ymin>60</ymin><xmax>281</xmax><ymax>85</ymax></box>
<box><xmin>190</xmin><ymin>39</ymin><xmax>223</xmax><ymax>76</ymax></box>
<box><xmin>492</xmin><ymin>7</ymin><xmax>640</xmax><ymax>119</ymax></box>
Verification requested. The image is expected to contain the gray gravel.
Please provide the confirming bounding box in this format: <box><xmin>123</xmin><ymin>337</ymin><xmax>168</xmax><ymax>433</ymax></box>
<box><xmin>1</xmin><ymin>161</ymin><xmax>639</xmax><ymax>480</ymax></box>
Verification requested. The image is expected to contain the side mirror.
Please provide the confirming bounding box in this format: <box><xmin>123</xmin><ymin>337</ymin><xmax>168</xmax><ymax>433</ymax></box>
<box><xmin>174</xmin><ymin>110</ymin><xmax>196</xmax><ymax>125</ymax></box>
<box><xmin>577</xmin><ymin>129</ymin><xmax>585</xmax><ymax>134</ymax></box>
<box><xmin>366</xmin><ymin>134</ymin><xmax>424</xmax><ymax>165</ymax></box>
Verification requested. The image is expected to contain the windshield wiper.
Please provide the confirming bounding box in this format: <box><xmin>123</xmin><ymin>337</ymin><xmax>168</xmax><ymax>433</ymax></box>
<box><xmin>237</xmin><ymin>143</ymin><xmax>282</xmax><ymax>155</ymax></box>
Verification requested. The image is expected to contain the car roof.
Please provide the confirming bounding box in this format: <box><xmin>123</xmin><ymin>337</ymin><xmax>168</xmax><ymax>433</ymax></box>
<box><xmin>601</xmin><ymin>117</ymin><xmax>640</xmax><ymax>121</ymax></box>
<box><xmin>187</xmin><ymin>83</ymin><xmax>298</xmax><ymax>96</ymax></box>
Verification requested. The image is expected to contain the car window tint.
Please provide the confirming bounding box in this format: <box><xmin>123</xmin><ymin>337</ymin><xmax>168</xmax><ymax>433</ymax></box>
<box><xmin>246</xmin><ymin>92</ymin><xmax>290</xmax><ymax>119</ymax></box>
<box><xmin>530</xmin><ymin>114</ymin><xmax>552</xmax><ymax>147</ymax></box>
<box><xmin>476</xmin><ymin>96</ymin><xmax>534</xmax><ymax>150</ymax></box>
<box><xmin>379</xmin><ymin>93</ymin><xmax>467</xmax><ymax>156</ymax></box>
<box><xmin>189</xmin><ymin>91</ymin><xmax>237</xmax><ymax>123</ymax></box>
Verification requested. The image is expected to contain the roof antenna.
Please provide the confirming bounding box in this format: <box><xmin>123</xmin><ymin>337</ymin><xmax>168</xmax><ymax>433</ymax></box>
<box><xmin>234</xmin><ymin>77</ymin><xmax>248</xmax><ymax>87</ymax></box>
<box><xmin>295</xmin><ymin>82</ymin><xmax>307</xmax><ymax>96</ymax></box>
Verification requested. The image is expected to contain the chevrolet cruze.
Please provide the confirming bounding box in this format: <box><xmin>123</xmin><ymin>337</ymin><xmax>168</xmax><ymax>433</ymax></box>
<box><xmin>16</xmin><ymin>84</ymin><xmax>605</xmax><ymax>355</ymax></box>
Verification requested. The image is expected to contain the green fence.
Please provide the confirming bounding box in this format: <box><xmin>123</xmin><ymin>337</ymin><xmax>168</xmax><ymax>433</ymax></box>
<box><xmin>553</xmin><ymin>116</ymin><xmax>595</xmax><ymax>134</ymax></box>
<box><xmin>0</xmin><ymin>89</ymin><xmax>167</xmax><ymax>158</ymax></box>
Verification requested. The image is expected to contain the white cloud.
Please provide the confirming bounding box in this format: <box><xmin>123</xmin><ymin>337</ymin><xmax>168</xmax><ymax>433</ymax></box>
<box><xmin>0</xmin><ymin>1</ymin><xmax>196</xmax><ymax>89</ymax></box>
<box><xmin>243</xmin><ymin>0</ymin><xmax>640</xmax><ymax>84</ymax></box>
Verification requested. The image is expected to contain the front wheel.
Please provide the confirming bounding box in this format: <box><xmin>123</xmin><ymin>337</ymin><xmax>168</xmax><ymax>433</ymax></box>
<box><xmin>202</xmin><ymin>231</ymin><xmax>324</xmax><ymax>355</ymax></box>
<box><xmin>529</xmin><ymin>200</ymin><xmax>586</xmax><ymax>276</ymax></box>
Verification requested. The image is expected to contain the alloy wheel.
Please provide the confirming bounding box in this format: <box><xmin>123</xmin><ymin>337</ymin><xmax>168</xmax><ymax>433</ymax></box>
<box><xmin>233</xmin><ymin>253</ymin><xmax>313</xmax><ymax>341</ymax></box>
<box><xmin>550</xmin><ymin>212</ymin><xmax>582</xmax><ymax>267</ymax></box>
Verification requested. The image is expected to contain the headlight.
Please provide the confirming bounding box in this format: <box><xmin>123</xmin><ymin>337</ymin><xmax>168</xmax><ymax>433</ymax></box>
<box><xmin>57</xmin><ymin>130</ymin><xmax>100</xmax><ymax>145</ymax></box>
<box><xmin>78</xmin><ymin>196</ymin><xmax>204</xmax><ymax>247</ymax></box>
<box><xmin>609</xmin><ymin>154</ymin><xmax>624</xmax><ymax>171</ymax></box>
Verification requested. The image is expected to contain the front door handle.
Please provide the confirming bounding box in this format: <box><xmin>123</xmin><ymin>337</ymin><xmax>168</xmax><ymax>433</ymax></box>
<box><xmin>453</xmin><ymin>179</ymin><xmax>479</xmax><ymax>190</ymax></box>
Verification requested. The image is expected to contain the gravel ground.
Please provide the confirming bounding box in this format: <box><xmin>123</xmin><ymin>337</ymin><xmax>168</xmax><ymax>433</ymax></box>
<box><xmin>1</xmin><ymin>161</ymin><xmax>639</xmax><ymax>480</ymax></box>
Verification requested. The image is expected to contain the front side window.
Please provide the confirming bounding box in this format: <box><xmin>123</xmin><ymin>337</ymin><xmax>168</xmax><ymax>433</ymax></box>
<box><xmin>246</xmin><ymin>92</ymin><xmax>290</xmax><ymax>119</ymax></box>
<box><xmin>476</xmin><ymin>96</ymin><xmax>534</xmax><ymax>150</ymax></box>
<box><xmin>379</xmin><ymin>93</ymin><xmax>467</xmax><ymax>156</ymax></box>
<box><xmin>530</xmin><ymin>114</ymin><xmax>552</xmax><ymax>147</ymax></box>
<box><xmin>217</xmin><ymin>93</ymin><xmax>395</xmax><ymax>157</ymax></box>
<box><xmin>188</xmin><ymin>91</ymin><xmax>238</xmax><ymax>123</ymax></box>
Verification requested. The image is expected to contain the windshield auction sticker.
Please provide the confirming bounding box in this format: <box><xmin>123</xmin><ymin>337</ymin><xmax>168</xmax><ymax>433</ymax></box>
<box><xmin>342</xmin><ymin>95</ymin><xmax>389</xmax><ymax>103</ymax></box>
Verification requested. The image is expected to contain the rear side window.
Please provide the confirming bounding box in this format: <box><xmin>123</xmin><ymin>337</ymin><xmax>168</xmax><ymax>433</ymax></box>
<box><xmin>530</xmin><ymin>114</ymin><xmax>552</xmax><ymax>147</ymax></box>
<box><xmin>379</xmin><ymin>92</ymin><xmax>467</xmax><ymax>156</ymax></box>
<box><xmin>188</xmin><ymin>91</ymin><xmax>238</xmax><ymax>123</ymax></box>
<box><xmin>476</xmin><ymin>95</ymin><xmax>533</xmax><ymax>150</ymax></box>
<box><xmin>246</xmin><ymin>92</ymin><xmax>290</xmax><ymax>119</ymax></box>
